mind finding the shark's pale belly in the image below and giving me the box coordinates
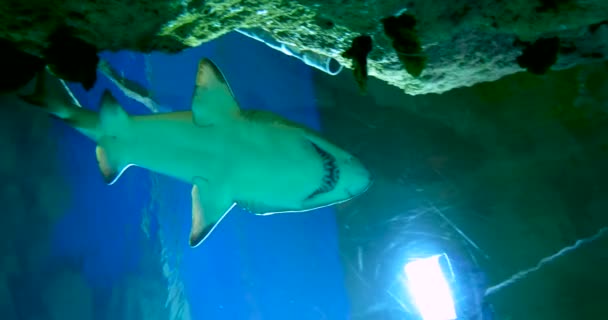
[117,113,325,210]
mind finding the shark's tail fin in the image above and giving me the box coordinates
[19,68,101,141]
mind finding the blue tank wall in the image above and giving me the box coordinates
[49,32,350,319]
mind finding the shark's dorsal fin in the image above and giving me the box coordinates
[191,59,240,126]
[189,177,235,247]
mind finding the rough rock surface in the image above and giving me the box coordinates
[1,0,607,94]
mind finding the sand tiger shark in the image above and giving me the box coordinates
[20,58,373,248]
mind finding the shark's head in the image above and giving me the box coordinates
[300,138,373,210]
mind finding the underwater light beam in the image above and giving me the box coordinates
[427,201,489,260]
[404,254,457,320]
[485,226,608,297]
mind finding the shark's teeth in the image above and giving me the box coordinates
[307,142,340,200]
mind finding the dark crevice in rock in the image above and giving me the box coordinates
[0,38,45,93]
[589,20,608,33]
[44,27,100,90]
[315,15,335,30]
[516,37,560,75]
[381,13,427,78]
[341,35,373,93]
[535,0,576,13]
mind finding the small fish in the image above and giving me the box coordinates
[20,58,373,248]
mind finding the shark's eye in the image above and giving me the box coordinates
[306,142,340,200]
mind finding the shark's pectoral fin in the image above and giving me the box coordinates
[95,145,130,185]
[190,58,240,126]
[189,177,235,248]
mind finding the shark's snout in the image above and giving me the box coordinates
[336,153,373,201]
[360,167,374,190]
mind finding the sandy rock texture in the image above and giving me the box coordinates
[1,0,607,94]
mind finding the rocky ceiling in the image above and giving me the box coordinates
[0,0,607,95]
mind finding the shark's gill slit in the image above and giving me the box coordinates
[307,142,340,200]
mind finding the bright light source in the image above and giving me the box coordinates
[404,254,457,320]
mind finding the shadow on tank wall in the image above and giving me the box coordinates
[314,61,608,319]
[0,94,72,319]
[0,93,173,320]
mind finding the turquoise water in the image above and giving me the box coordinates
[2,30,608,320]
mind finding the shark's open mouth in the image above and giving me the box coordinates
[307,142,340,200]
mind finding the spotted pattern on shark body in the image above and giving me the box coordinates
[307,142,340,199]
